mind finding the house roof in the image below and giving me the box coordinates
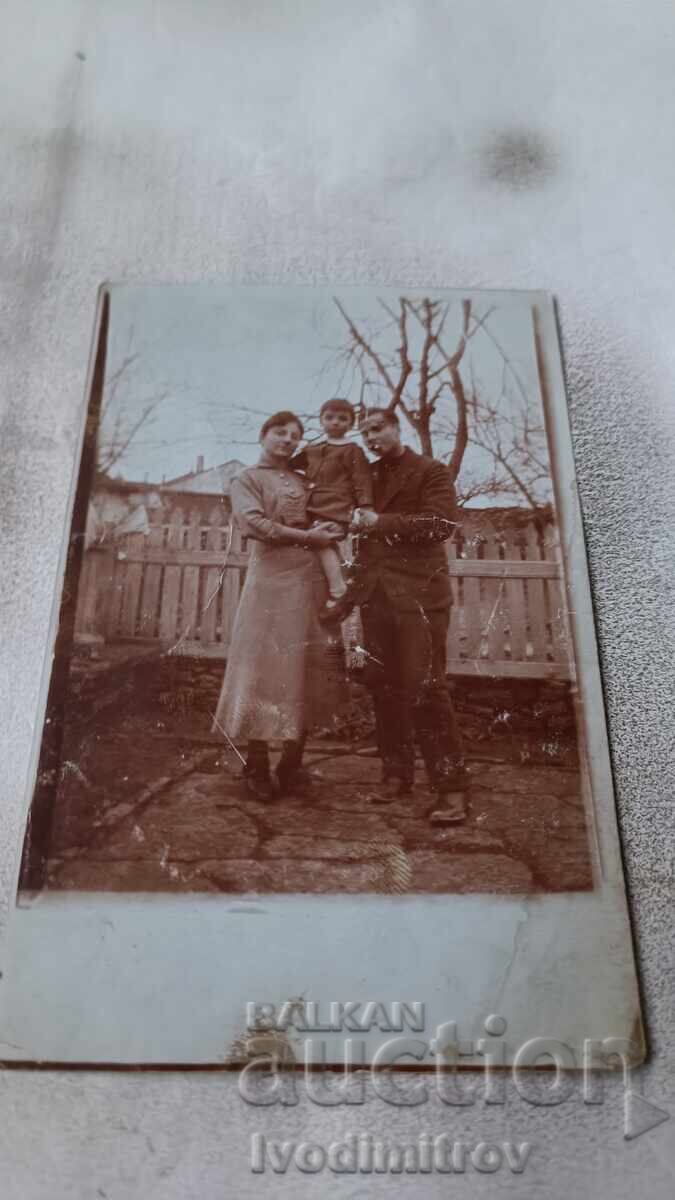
[161,460,246,494]
[93,472,157,494]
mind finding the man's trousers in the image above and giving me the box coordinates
[360,584,464,786]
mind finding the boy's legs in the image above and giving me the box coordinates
[318,544,347,600]
[313,521,357,622]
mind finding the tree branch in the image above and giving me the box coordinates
[333,297,397,395]
[446,362,468,482]
[468,308,530,407]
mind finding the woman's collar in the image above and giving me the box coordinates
[257,452,293,469]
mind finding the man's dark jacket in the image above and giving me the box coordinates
[354,446,457,612]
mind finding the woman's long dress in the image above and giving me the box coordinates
[213,463,345,742]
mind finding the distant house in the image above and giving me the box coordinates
[162,457,246,496]
[85,458,246,546]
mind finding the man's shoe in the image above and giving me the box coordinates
[432,761,471,795]
[318,593,355,624]
[370,778,414,804]
[429,792,469,825]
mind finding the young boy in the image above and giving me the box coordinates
[291,398,374,620]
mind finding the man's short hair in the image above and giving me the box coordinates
[259,410,304,439]
[319,398,356,427]
[358,406,400,429]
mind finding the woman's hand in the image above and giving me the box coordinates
[304,523,343,547]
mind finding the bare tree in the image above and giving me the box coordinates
[97,346,168,478]
[333,296,550,510]
[333,296,471,462]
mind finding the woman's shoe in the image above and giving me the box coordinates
[242,772,276,802]
[275,766,314,796]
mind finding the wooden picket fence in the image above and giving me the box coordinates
[444,509,572,680]
[75,502,573,680]
[82,505,246,657]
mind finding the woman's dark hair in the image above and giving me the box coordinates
[259,410,304,439]
[319,397,356,428]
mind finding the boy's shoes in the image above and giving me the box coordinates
[319,592,355,624]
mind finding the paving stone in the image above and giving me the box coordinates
[95,801,136,824]
[155,780,240,813]
[92,803,259,861]
[404,851,534,893]
[302,755,381,783]
[45,749,591,896]
[197,858,386,894]
[46,858,220,892]
[536,851,594,891]
[256,808,393,840]
[47,849,536,895]
[552,809,590,833]
[392,822,505,853]
[471,790,580,833]
[262,835,395,862]
[470,764,581,798]
[560,792,586,809]
[335,797,418,818]
[468,789,593,890]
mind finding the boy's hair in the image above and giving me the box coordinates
[259,410,304,439]
[319,397,356,428]
[358,406,401,429]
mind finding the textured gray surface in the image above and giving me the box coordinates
[0,0,674,1195]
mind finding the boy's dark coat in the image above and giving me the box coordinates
[291,441,373,525]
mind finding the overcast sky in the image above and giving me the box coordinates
[101,284,551,505]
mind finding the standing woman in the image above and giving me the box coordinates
[213,411,344,799]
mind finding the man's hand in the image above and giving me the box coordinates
[350,507,379,533]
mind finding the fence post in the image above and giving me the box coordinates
[73,543,116,646]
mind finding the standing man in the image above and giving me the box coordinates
[349,408,467,821]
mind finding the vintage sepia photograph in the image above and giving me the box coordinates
[20,284,596,898]
[3,0,669,1185]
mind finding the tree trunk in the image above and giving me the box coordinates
[418,422,434,456]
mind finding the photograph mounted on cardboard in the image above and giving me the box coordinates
[21,284,595,897]
[0,285,642,1067]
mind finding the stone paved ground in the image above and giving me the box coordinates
[46,736,594,895]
